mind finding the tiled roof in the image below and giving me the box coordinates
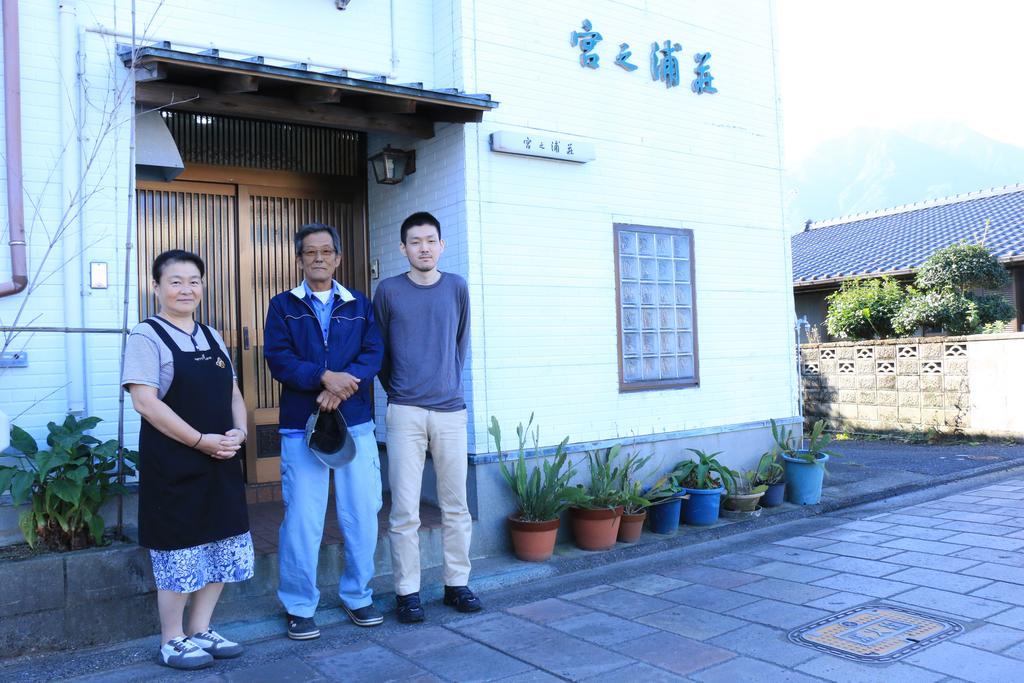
[792,185,1024,285]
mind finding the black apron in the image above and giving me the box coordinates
[137,319,249,551]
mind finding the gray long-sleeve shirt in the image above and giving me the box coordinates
[372,271,470,411]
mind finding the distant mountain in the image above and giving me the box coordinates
[785,124,1024,231]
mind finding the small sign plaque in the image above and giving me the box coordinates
[489,131,595,163]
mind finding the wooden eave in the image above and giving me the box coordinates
[122,45,498,139]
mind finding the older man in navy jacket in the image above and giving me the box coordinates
[264,223,384,640]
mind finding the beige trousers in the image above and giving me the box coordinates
[386,403,472,595]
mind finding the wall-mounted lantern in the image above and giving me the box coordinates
[369,146,416,185]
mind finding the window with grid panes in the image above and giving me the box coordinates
[614,224,699,391]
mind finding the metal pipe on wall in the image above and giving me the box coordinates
[60,0,86,414]
[0,0,27,299]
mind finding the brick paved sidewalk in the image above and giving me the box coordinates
[11,474,1024,682]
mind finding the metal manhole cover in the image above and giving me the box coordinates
[788,604,963,663]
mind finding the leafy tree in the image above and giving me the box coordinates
[914,242,1011,294]
[891,289,979,336]
[824,277,906,340]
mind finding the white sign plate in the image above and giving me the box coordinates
[490,130,595,163]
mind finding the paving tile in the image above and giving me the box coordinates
[734,577,836,605]
[814,541,902,560]
[636,603,747,640]
[578,662,686,682]
[560,585,615,601]
[812,529,899,545]
[963,562,1024,585]
[905,641,1024,683]
[883,567,993,593]
[952,547,1024,567]
[495,671,563,683]
[970,581,1024,607]
[953,623,1024,652]
[447,614,555,652]
[936,520,1023,536]
[938,511,1014,525]
[547,610,659,646]
[568,587,675,618]
[881,525,961,541]
[507,598,594,624]
[691,655,823,683]
[815,556,903,577]
[973,489,1024,500]
[751,545,837,565]
[387,625,472,657]
[613,573,691,595]
[510,632,635,681]
[1004,640,1024,661]
[892,587,1011,619]
[724,598,830,629]
[873,512,949,528]
[881,538,971,555]
[796,655,944,683]
[773,535,843,550]
[989,606,1024,629]
[883,551,981,572]
[659,565,762,589]
[608,631,735,677]
[812,573,915,598]
[414,641,534,682]
[307,642,431,682]
[837,519,895,532]
[804,591,874,611]
[745,560,837,583]
[701,553,769,571]
[706,623,818,667]
[941,533,1024,552]
[660,584,762,611]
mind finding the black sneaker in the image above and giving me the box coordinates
[443,585,483,613]
[286,614,320,640]
[343,601,384,627]
[395,592,425,623]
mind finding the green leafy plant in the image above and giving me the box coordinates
[616,448,653,514]
[572,445,650,511]
[0,415,138,550]
[789,419,840,467]
[753,449,785,487]
[914,241,1011,293]
[770,419,798,457]
[491,415,583,522]
[671,449,735,491]
[726,470,768,496]
[891,288,979,336]
[824,277,907,340]
[643,472,684,504]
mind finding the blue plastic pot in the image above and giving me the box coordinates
[761,482,786,508]
[783,451,829,505]
[647,498,682,534]
[683,486,724,526]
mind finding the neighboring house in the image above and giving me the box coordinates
[0,1,796,553]
[792,185,1024,341]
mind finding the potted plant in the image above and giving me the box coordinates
[492,415,579,562]
[754,448,786,507]
[723,470,767,512]
[0,415,138,550]
[568,446,632,551]
[615,449,652,543]
[643,473,687,534]
[772,419,838,505]
[673,448,734,526]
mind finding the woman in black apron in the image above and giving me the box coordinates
[123,250,252,671]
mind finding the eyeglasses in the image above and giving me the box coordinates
[301,249,338,260]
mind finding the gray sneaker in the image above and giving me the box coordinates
[190,629,243,658]
[158,636,214,670]
[343,602,384,627]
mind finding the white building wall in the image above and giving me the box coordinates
[457,0,796,456]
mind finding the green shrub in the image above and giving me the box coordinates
[824,277,906,340]
[915,242,1011,293]
[972,293,1015,331]
[891,289,978,336]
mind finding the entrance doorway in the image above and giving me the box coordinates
[136,115,367,483]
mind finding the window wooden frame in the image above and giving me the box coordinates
[614,223,700,392]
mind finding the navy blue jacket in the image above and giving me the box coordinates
[263,283,383,429]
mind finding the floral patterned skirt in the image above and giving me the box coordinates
[149,531,255,593]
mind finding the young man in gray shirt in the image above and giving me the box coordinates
[373,211,480,623]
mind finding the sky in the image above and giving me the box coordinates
[776,0,1024,166]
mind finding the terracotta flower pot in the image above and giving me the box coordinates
[569,506,623,551]
[617,510,647,543]
[507,515,560,562]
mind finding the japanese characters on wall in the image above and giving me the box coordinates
[489,130,596,163]
[570,18,717,94]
